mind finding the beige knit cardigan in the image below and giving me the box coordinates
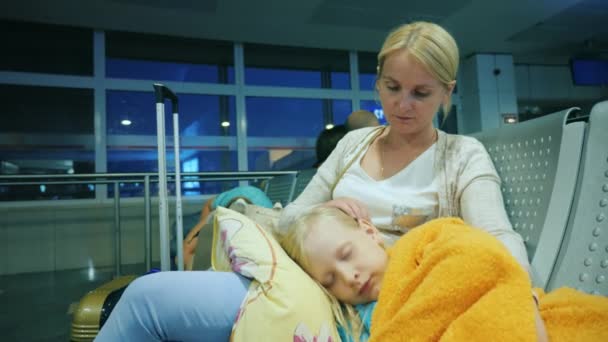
[279,126,531,273]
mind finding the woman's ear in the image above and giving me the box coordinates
[444,81,456,99]
[357,218,383,246]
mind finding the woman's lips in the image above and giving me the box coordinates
[394,116,414,122]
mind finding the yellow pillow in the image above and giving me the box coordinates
[212,207,339,342]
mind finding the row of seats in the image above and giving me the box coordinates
[261,100,608,295]
[262,168,316,207]
[473,100,607,295]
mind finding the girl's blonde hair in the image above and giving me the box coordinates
[280,207,363,342]
[377,21,459,120]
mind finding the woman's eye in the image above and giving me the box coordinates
[385,84,399,92]
[414,90,430,98]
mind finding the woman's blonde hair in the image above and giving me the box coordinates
[377,21,459,120]
[280,207,364,342]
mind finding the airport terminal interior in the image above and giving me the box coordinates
[1,0,607,341]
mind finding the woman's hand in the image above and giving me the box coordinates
[321,197,370,221]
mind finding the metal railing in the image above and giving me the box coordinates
[0,171,296,276]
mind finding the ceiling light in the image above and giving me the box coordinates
[221,121,230,127]
[121,119,132,126]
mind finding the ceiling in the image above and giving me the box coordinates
[1,0,607,65]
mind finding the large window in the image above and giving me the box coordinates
[359,52,378,91]
[244,43,350,89]
[246,97,351,171]
[1,20,393,200]
[106,90,237,197]
[106,31,234,83]
[106,91,236,136]
[0,85,94,201]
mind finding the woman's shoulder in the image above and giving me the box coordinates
[440,131,487,155]
[337,126,383,151]
[343,126,381,141]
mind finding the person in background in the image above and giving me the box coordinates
[345,109,380,132]
[314,124,347,168]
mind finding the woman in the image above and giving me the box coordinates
[96,21,532,341]
[279,21,530,274]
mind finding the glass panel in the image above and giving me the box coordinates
[332,100,354,127]
[358,52,378,91]
[244,43,350,89]
[107,90,237,197]
[0,151,95,201]
[0,85,94,201]
[246,97,351,137]
[107,149,238,198]
[246,97,349,171]
[106,31,234,83]
[107,91,236,136]
[107,59,234,83]
[248,149,315,172]
[0,20,93,75]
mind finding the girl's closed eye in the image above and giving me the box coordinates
[340,244,352,260]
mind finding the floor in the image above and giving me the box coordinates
[0,264,150,342]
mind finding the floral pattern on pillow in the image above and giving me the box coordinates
[219,218,258,278]
[218,217,273,281]
[213,208,339,342]
[293,322,334,342]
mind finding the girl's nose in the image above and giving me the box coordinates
[338,264,360,286]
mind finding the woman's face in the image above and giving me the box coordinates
[302,217,388,305]
[377,49,453,136]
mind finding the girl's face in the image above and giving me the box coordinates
[302,217,388,305]
[377,50,454,137]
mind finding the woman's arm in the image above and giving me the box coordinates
[460,179,532,275]
[278,129,368,233]
[455,138,532,276]
[534,298,549,342]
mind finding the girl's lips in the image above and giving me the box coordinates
[359,278,372,295]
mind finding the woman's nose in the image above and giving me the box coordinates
[398,93,414,111]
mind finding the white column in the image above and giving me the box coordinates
[460,54,518,134]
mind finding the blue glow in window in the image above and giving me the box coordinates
[107,58,235,83]
[359,73,376,90]
[107,91,236,136]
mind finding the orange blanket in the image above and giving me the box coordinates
[370,218,608,342]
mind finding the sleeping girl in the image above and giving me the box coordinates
[280,206,608,342]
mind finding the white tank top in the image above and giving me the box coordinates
[333,143,439,246]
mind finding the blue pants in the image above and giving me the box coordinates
[95,271,250,341]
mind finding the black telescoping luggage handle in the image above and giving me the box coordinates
[154,83,179,113]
